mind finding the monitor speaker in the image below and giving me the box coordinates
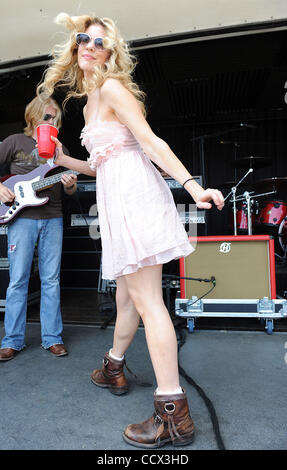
[180,235,276,300]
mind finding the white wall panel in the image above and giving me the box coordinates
[1,0,287,64]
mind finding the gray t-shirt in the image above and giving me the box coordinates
[0,133,70,219]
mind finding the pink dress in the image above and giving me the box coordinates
[81,117,194,280]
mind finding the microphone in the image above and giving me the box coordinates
[239,123,257,129]
[211,276,216,286]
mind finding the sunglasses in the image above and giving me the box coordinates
[75,33,106,50]
[43,113,56,123]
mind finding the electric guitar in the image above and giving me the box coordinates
[0,161,80,225]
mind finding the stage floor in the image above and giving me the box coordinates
[0,322,286,451]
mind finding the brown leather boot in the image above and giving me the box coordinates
[91,351,129,395]
[0,348,18,361]
[123,389,195,448]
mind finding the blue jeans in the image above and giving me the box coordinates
[1,218,64,350]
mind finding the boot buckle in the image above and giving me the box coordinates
[154,414,163,425]
[164,403,176,414]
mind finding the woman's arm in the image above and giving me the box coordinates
[52,104,96,177]
[101,79,224,210]
[51,141,97,178]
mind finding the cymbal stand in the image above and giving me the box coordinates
[275,246,287,264]
[244,191,252,235]
[224,168,253,203]
[234,190,276,203]
[231,186,238,236]
[224,168,253,236]
[190,125,251,236]
[230,190,254,236]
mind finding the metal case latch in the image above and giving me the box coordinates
[257,297,275,315]
[279,301,287,317]
[187,296,203,314]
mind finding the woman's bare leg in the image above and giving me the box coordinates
[124,264,181,393]
[110,275,140,358]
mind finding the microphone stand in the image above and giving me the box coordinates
[224,168,254,203]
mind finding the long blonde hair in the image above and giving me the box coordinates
[24,96,62,136]
[37,13,146,114]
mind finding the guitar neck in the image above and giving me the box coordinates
[32,170,80,191]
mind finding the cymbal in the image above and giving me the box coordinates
[232,156,272,168]
[252,177,287,190]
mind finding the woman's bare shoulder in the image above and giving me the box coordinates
[101,78,126,96]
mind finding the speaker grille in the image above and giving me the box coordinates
[183,238,272,299]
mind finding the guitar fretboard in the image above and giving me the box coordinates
[32,170,80,191]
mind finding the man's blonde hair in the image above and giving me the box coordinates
[24,96,62,136]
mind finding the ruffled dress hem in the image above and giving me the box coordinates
[102,240,194,280]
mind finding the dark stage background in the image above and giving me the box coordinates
[1,27,287,329]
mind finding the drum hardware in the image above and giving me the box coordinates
[224,168,253,203]
[228,199,260,234]
[224,168,253,236]
[275,249,287,264]
[232,156,272,169]
[228,189,276,236]
[230,191,255,235]
[191,123,254,235]
[249,181,287,263]
[255,200,287,227]
[252,177,287,195]
[275,248,287,264]
[232,156,272,187]
[246,192,252,236]
[252,180,287,258]
[190,124,252,187]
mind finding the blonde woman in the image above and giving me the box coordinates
[38,13,224,448]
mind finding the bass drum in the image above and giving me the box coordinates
[256,200,287,228]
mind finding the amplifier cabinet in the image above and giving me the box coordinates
[180,235,276,300]
[176,235,287,334]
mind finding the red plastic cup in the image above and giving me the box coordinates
[36,124,58,158]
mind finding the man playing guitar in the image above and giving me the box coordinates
[0,95,77,360]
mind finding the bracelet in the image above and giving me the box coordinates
[182,177,195,188]
[66,184,75,190]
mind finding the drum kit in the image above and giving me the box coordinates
[223,156,287,262]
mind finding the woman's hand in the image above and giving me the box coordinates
[49,136,96,178]
[195,188,225,211]
[51,136,68,166]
